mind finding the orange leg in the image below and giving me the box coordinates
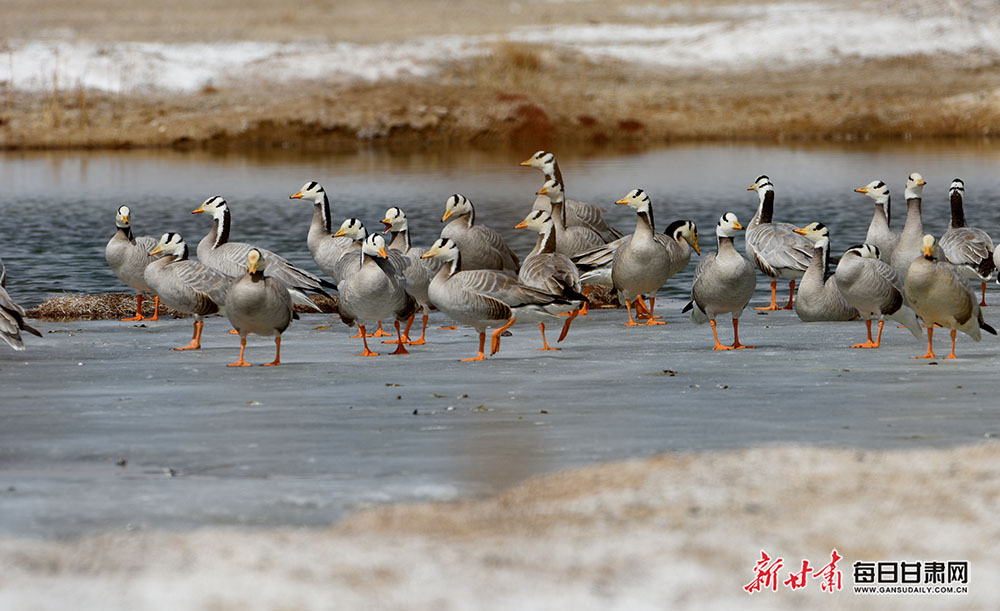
[408,313,429,346]
[460,332,488,362]
[383,313,414,344]
[260,336,282,366]
[980,281,988,307]
[557,308,579,343]
[709,319,731,350]
[537,323,560,351]
[439,325,458,330]
[754,281,780,311]
[624,298,640,326]
[644,295,665,325]
[913,325,936,359]
[121,293,145,321]
[370,321,392,337]
[490,317,516,355]
[146,296,161,321]
[946,328,959,359]
[781,280,796,310]
[730,316,755,349]
[389,320,410,355]
[579,287,590,316]
[851,319,885,349]
[227,335,251,367]
[173,319,204,351]
[356,325,379,357]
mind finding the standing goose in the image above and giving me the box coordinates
[791,222,858,322]
[904,234,996,359]
[745,175,812,310]
[854,180,898,261]
[535,180,605,257]
[145,233,234,351]
[330,218,368,285]
[514,210,587,350]
[105,204,161,321]
[440,194,520,273]
[834,244,922,348]
[889,173,927,281]
[938,179,995,306]
[422,238,573,361]
[382,207,442,345]
[288,181,356,284]
[337,234,417,357]
[225,249,296,367]
[683,213,756,350]
[0,258,42,351]
[610,189,676,326]
[191,196,336,309]
[520,150,622,241]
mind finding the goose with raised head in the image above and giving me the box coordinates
[904,234,996,360]
[225,248,296,367]
[535,179,605,256]
[144,233,234,351]
[337,234,418,357]
[440,194,520,273]
[745,175,812,310]
[854,179,898,261]
[684,213,756,350]
[834,244,922,349]
[382,206,441,346]
[791,222,858,322]
[938,179,995,306]
[422,238,573,361]
[288,181,356,284]
[105,204,161,321]
[191,196,336,310]
[0,258,41,351]
[514,210,587,350]
[520,150,622,241]
[889,173,927,280]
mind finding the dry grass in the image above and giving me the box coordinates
[27,293,339,321]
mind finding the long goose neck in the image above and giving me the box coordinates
[446,252,462,278]
[635,206,654,237]
[388,228,411,251]
[717,235,737,255]
[118,226,134,242]
[808,244,826,274]
[544,161,566,188]
[212,208,231,249]
[311,194,332,236]
[179,243,190,261]
[757,190,775,225]
[949,191,967,228]
[538,225,557,254]
[902,197,923,234]
[550,197,568,228]
[871,198,890,230]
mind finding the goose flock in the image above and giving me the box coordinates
[3,152,998,363]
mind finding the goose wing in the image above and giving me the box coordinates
[940,227,995,278]
[746,223,812,277]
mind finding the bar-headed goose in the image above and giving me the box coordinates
[683,213,756,350]
[904,234,996,359]
[422,238,573,361]
[889,173,927,280]
[105,205,160,321]
[338,234,417,357]
[791,222,858,322]
[535,179,605,257]
[745,176,812,310]
[610,188,675,325]
[854,179,898,261]
[289,181,356,284]
[520,150,622,241]
[0,258,41,351]
[382,207,442,345]
[938,179,995,306]
[145,233,234,351]
[514,210,587,350]
[834,244,922,348]
[440,194,520,273]
[225,249,296,367]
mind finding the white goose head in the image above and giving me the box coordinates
[421,237,460,263]
[333,217,367,241]
[747,175,774,203]
[536,178,564,202]
[115,205,133,229]
[921,234,941,260]
[949,178,965,196]
[381,207,408,233]
[514,209,553,234]
[289,181,326,204]
[520,150,555,172]
[793,221,829,243]
[665,220,701,254]
[716,212,744,238]
[442,194,474,223]
[615,188,652,212]
[362,233,388,259]
[149,232,187,257]
[904,172,926,199]
[855,180,889,203]
[246,248,266,274]
[844,243,881,260]
[192,195,228,217]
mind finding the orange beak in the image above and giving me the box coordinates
[537,187,549,195]
[793,228,807,235]
[378,247,388,258]
[289,191,303,200]
[918,179,927,186]
[691,241,701,255]
[733,221,744,230]
[855,187,868,194]
[615,197,629,205]
[514,221,528,229]
[519,159,532,167]
[441,211,453,222]
[191,207,204,214]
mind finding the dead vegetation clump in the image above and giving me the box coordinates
[27,293,339,321]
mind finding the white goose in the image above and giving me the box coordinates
[834,244,922,349]
[854,179,898,261]
[938,179,995,306]
[684,213,756,350]
[904,234,996,360]
[225,249,296,367]
[0,258,41,351]
[745,175,812,310]
[791,222,858,322]
[889,173,927,281]
[422,238,573,361]
[440,194,520,273]
[288,181,356,284]
[145,233,233,351]
[382,207,442,345]
[105,205,160,321]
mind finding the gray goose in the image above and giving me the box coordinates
[191,196,336,309]
[535,179,605,257]
[520,150,622,241]
[889,173,927,281]
[938,179,995,306]
[382,206,442,345]
[422,238,573,361]
[105,204,160,321]
[683,213,756,350]
[0,258,41,351]
[440,194,520,273]
[904,234,996,360]
[745,176,812,310]
[834,244,922,349]
[145,233,234,351]
[288,181,356,284]
[337,234,418,357]
[514,209,587,350]
[225,249,296,367]
[610,189,674,326]
[791,223,858,322]
[854,179,898,261]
